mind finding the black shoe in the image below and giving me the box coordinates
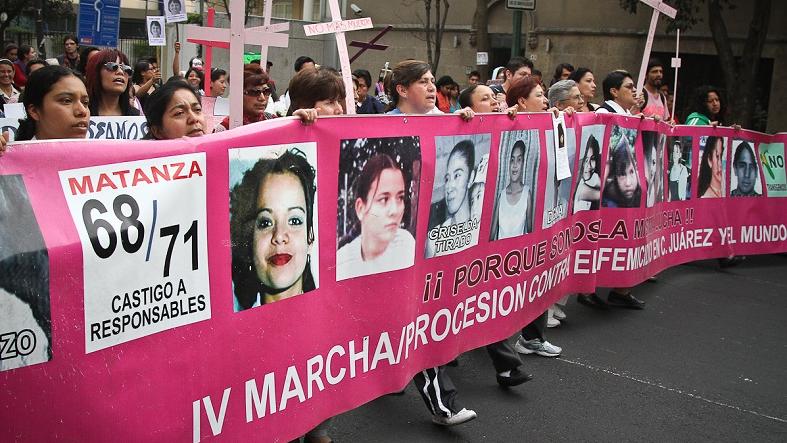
[496,368,534,387]
[577,293,607,309]
[607,291,645,309]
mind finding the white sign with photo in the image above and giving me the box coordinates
[147,16,166,46]
[164,0,187,23]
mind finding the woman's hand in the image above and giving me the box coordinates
[506,106,517,120]
[0,131,9,157]
[455,107,475,121]
[562,106,576,116]
[293,108,318,125]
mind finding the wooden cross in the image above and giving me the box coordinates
[635,0,677,93]
[349,25,392,63]
[185,0,290,128]
[670,28,681,121]
[303,0,374,115]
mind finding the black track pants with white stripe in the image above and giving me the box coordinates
[412,365,461,417]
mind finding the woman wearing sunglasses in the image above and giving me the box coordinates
[215,64,275,131]
[84,49,140,117]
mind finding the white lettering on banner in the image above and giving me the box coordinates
[303,17,373,36]
[0,117,148,142]
[58,153,211,353]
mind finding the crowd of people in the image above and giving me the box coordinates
[0,35,747,441]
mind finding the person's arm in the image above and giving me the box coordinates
[135,69,161,97]
[575,178,601,203]
[172,42,181,77]
[0,131,8,157]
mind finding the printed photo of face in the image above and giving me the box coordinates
[150,21,162,38]
[168,0,182,15]
[356,167,406,247]
[731,141,760,197]
[444,148,471,219]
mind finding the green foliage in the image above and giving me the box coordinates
[187,13,203,25]
[618,0,735,33]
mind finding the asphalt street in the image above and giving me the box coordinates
[329,255,787,442]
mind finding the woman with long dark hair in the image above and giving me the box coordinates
[15,65,89,141]
[84,49,139,116]
[685,85,726,126]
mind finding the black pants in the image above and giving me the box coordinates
[412,366,462,417]
[485,340,522,373]
[521,311,548,341]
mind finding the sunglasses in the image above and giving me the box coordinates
[103,62,133,76]
[244,87,272,97]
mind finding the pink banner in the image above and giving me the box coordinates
[1,113,786,441]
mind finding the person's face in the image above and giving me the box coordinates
[706,91,721,116]
[496,70,506,80]
[28,75,90,140]
[468,74,480,86]
[559,85,584,111]
[151,23,162,37]
[708,139,723,184]
[509,146,524,183]
[469,183,484,220]
[357,168,406,247]
[400,70,436,113]
[519,85,548,112]
[560,68,572,80]
[22,49,36,63]
[470,85,500,113]
[647,146,658,184]
[64,39,78,55]
[646,66,663,88]
[444,152,471,216]
[186,71,201,88]
[356,77,369,101]
[734,148,756,194]
[243,83,271,116]
[616,158,639,200]
[101,58,130,95]
[153,89,205,139]
[613,76,636,109]
[169,0,181,14]
[252,172,310,297]
[507,66,531,84]
[211,74,227,96]
[582,147,596,180]
[5,48,17,61]
[0,64,14,86]
[577,72,596,99]
[314,97,344,116]
[141,65,155,82]
[672,144,682,164]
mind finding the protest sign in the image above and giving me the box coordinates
[1,113,786,441]
[165,0,187,23]
[147,16,166,46]
[0,116,148,142]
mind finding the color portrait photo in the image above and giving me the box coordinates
[490,130,539,240]
[228,143,319,312]
[642,130,666,208]
[602,125,641,208]
[698,135,727,199]
[425,134,491,258]
[730,139,762,197]
[336,136,421,281]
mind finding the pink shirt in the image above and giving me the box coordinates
[641,88,669,120]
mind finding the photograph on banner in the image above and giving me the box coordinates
[729,140,762,197]
[425,134,491,258]
[697,135,727,199]
[543,126,576,228]
[147,16,166,46]
[602,125,641,208]
[758,142,787,197]
[336,136,421,281]
[165,0,187,23]
[58,153,211,353]
[642,131,666,207]
[667,136,692,202]
[490,129,539,240]
[228,143,319,311]
[572,125,604,213]
[0,175,51,372]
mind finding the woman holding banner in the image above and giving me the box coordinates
[85,49,140,117]
[381,59,477,427]
[144,79,206,140]
[15,65,89,141]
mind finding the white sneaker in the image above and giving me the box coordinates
[552,304,567,321]
[514,337,562,357]
[432,408,478,426]
[547,313,561,328]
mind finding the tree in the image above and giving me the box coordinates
[472,0,490,80]
[0,0,73,44]
[620,0,772,129]
[404,0,450,74]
